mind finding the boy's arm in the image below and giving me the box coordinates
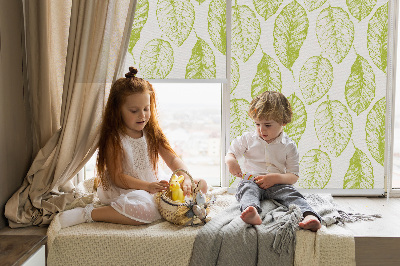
[225,133,250,177]
[255,141,300,188]
[268,173,299,184]
[225,153,243,177]
[254,172,298,189]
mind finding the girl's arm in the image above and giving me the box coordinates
[158,145,193,195]
[159,146,188,171]
[105,141,168,193]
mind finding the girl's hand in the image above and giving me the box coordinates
[254,174,278,189]
[146,180,169,194]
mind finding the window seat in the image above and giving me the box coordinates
[2,196,399,265]
[43,190,369,266]
[333,197,400,266]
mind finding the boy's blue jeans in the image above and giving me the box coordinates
[236,180,321,221]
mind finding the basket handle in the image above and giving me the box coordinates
[170,169,196,195]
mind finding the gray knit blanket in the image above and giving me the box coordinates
[189,193,381,266]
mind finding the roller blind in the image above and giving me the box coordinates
[126,0,226,79]
[127,0,395,194]
[229,0,391,195]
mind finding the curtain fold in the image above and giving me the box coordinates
[23,0,71,156]
[5,0,137,228]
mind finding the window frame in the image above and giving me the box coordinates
[388,0,400,197]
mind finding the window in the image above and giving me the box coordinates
[155,83,222,187]
[80,83,222,187]
[84,150,98,181]
[78,1,397,195]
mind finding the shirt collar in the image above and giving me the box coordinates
[253,130,287,144]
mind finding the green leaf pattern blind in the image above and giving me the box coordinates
[229,0,388,191]
[127,0,226,79]
[127,0,389,191]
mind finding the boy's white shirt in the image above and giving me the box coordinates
[227,131,299,176]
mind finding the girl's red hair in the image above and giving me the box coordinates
[96,67,175,189]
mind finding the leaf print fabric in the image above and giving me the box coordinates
[299,55,333,105]
[368,2,388,73]
[156,0,195,47]
[127,0,389,191]
[347,0,377,21]
[274,0,309,71]
[314,99,353,157]
[232,5,261,63]
[299,149,331,189]
[208,0,226,55]
[285,93,307,146]
[228,0,388,190]
[185,38,216,79]
[139,39,174,78]
[128,0,226,79]
[343,147,374,189]
[251,53,282,98]
[316,6,354,64]
[345,54,376,116]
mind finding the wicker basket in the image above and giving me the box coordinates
[155,169,210,226]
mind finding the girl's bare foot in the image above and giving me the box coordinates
[240,206,262,225]
[299,214,321,232]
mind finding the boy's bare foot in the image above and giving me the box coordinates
[240,206,262,225]
[299,214,321,232]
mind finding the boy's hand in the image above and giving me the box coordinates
[146,180,169,194]
[227,161,243,177]
[182,177,192,196]
[254,174,279,189]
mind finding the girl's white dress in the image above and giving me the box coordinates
[97,133,163,223]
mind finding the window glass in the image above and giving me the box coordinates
[84,150,97,181]
[82,83,222,187]
[155,83,222,187]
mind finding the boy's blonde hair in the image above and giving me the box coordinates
[248,91,292,125]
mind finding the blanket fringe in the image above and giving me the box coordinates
[272,205,303,254]
[337,210,382,224]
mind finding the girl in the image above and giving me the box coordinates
[59,67,207,228]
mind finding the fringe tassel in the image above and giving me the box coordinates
[272,205,303,254]
[337,210,382,223]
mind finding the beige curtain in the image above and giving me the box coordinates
[24,0,70,156]
[5,0,137,228]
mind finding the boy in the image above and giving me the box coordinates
[225,91,321,231]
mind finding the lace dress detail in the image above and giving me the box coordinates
[97,133,162,223]
[120,134,156,183]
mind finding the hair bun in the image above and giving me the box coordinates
[125,67,138,78]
